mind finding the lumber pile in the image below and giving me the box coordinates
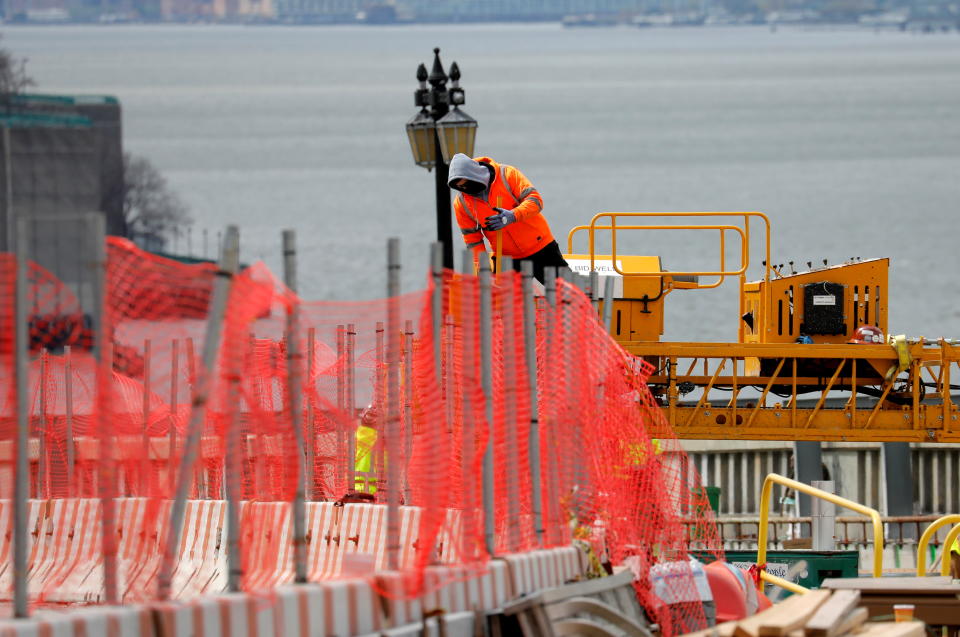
[683,589,924,637]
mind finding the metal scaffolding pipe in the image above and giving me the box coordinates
[460,249,478,560]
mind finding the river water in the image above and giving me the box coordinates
[6,24,960,340]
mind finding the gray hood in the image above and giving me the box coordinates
[447,154,490,190]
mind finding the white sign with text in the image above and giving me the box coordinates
[566,258,624,297]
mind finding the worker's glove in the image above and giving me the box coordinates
[484,208,516,231]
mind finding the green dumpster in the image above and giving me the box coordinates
[693,486,721,515]
[723,549,859,594]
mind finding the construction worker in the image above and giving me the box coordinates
[952,536,960,580]
[354,405,380,495]
[448,153,569,284]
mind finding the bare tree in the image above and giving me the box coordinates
[123,153,193,252]
[0,36,33,97]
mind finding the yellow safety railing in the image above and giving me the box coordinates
[758,473,884,592]
[915,514,960,576]
[565,211,772,281]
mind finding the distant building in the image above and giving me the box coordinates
[0,94,125,312]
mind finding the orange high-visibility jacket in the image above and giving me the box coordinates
[453,157,553,259]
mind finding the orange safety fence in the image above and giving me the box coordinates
[0,239,722,635]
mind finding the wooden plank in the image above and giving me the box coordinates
[804,590,861,637]
[846,622,924,637]
[758,590,832,637]
[832,608,867,637]
[734,589,832,637]
[821,576,953,592]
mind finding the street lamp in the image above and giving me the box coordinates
[405,48,478,270]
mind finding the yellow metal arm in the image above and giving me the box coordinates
[940,524,960,576]
[915,514,960,576]
[758,473,884,585]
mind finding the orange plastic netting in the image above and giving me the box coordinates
[0,239,722,634]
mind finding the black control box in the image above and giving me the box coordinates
[801,282,845,335]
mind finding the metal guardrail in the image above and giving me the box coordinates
[686,514,941,548]
[758,473,884,594]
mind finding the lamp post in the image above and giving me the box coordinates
[406,48,477,270]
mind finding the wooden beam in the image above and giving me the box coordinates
[845,622,924,637]
[831,608,867,637]
[734,589,831,637]
[803,590,861,637]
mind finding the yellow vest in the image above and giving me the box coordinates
[355,425,378,493]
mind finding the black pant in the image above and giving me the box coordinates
[494,240,571,285]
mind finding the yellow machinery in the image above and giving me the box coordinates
[566,212,960,442]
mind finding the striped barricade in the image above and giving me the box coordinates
[150,578,383,637]
[117,498,171,603]
[29,498,103,603]
[240,501,292,590]
[304,502,340,581]
[370,506,420,571]
[500,546,587,598]
[169,499,227,600]
[0,499,42,600]
[337,503,384,576]
[0,604,154,637]
[375,560,511,628]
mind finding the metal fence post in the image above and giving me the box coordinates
[345,322,356,486]
[459,249,478,559]
[282,229,308,584]
[158,226,239,601]
[85,212,119,605]
[306,327,317,499]
[336,324,346,492]
[224,334,244,592]
[431,243,443,395]
[478,255,496,556]
[521,261,544,545]
[65,345,75,494]
[12,216,29,617]
[141,339,152,495]
[386,238,401,570]
[403,319,414,505]
[168,339,179,492]
[542,267,560,544]
[499,257,521,551]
